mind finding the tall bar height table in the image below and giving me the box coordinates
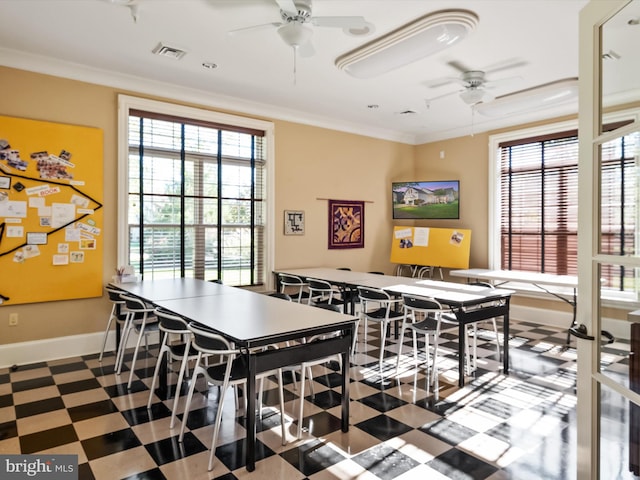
[153,291,356,472]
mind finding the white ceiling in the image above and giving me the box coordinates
[0,0,637,144]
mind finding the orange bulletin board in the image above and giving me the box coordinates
[0,115,103,305]
[390,226,471,269]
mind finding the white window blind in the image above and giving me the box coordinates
[499,126,638,294]
[127,109,266,286]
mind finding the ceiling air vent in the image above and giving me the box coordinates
[152,43,187,60]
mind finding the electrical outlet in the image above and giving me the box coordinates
[9,313,18,326]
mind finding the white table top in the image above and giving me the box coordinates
[449,268,578,288]
[155,293,356,345]
[275,268,514,307]
[110,277,251,302]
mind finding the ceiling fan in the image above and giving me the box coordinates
[424,59,526,107]
[228,0,371,57]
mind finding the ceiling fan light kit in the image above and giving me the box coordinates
[474,78,579,117]
[335,9,478,79]
[277,22,313,47]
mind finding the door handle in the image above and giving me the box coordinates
[569,324,615,344]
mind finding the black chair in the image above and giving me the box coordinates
[277,273,310,303]
[357,286,404,376]
[268,292,293,301]
[395,294,458,384]
[178,322,286,471]
[466,282,501,370]
[99,286,127,363]
[146,308,199,428]
[307,278,344,311]
[115,294,160,389]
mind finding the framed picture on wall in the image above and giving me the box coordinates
[284,210,305,235]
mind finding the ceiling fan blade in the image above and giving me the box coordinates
[228,22,282,35]
[311,16,367,29]
[274,0,298,15]
[425,89,462,106]
[424,76,465,89]
[447,60,472,74]
[481,57,528,75]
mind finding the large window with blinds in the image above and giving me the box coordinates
[120,100,270,287]
[497,123,639,297]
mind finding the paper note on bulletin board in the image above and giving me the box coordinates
[390,226,471,269]
[0,115,103,305]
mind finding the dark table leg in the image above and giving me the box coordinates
[458,319,466,387]
[503,309,510,374]
[246,352,257,472]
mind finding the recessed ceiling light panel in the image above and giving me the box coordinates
[335,9,478,79]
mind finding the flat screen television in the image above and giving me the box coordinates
[392,180,460,219]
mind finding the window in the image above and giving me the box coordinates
[490,113,639,300]
[117,96,274,287]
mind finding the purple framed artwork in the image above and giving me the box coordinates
[328,199,364,249]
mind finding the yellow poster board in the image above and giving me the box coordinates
[390,226,471,269]
[0,115,103,305]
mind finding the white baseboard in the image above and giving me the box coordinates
[1,306,629,369]
[510,304,630,342]
[0,331,157,370]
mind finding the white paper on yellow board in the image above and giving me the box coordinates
[23,244,40,258]
[27,232,47,245]
[25,184,51,196]
[0,200,27,218]
[6,226,23,237]
[394,228,413,239]
[70,194,90,208]
[78,222,101,236]
[52,254,69,265]
[29,197,45,208]
[450,231,464,246]
[414,228,430,247]
[4,218,21,224]
[65,226,81,242]
[79,238,96,250]
[70,251,85,263]
[77,208,94,215]
[51,203,76,228]
[38,206,52,217]
[58,243,69,254]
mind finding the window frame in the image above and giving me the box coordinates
[117,95,275,289]
[488,107,640,306]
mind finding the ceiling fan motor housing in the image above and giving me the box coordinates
[462,70,486,87]
[281,0,312,23]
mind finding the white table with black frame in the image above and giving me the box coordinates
[449,268,578,346]
[274,268,514,387]
[147,287,357,472]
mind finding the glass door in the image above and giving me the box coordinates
[577,1,640,478]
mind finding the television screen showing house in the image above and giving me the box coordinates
[392,181,460,219]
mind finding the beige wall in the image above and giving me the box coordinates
[273,121,414,273]
[413,132,491,269]
[0,66,633,348]
[0,66,413,346]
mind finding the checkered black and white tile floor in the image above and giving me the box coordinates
[0,319,629,479]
